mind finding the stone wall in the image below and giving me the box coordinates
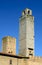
[28,56,42,65]
[0,55,42,65]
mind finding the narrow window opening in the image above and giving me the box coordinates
[28,48,33,56]
[29,54,33,56]
[28,11,30,14]
[28,48,33,50]
[10,59,12,64]
[8,51,13,54]
[8,51,10,53]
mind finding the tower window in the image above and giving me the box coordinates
[28,48,33,50]
[28,48,33,56]
[29,54,33,56]
[8,51,13,53]
[8,51,10,53]
[28,11,30,14]
[10,59,12,64]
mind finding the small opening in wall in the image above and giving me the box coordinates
[8,51,13,53]
[28,48,33,50]
[28,11,30,14]
[8,52,10,53]
[10,59,12,64]
[29,54,33,56]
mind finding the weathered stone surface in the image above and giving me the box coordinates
[2,36,16,55]
[19,8,34,57]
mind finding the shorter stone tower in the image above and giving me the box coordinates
[2,36,16,55]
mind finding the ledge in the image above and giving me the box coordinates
[0,52,29,59]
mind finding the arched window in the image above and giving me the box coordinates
[28,11,30,14]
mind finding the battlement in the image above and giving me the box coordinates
[29,56,42,62]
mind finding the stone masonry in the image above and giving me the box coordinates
[19,8,34,57]
[2,36,16,55]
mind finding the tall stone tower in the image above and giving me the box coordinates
[2,36,16,55]
[19,8,34,57]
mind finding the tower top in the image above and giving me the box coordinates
[22,8,32,16]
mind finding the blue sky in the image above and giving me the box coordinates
[0,0,42,56]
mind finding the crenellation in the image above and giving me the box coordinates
[29,56,42,62]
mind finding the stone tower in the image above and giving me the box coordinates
[2,36,16,55]
[19,8,34,57]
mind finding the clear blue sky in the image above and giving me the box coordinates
[0,0,42,56]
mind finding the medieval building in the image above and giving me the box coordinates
[0,8,42,65]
